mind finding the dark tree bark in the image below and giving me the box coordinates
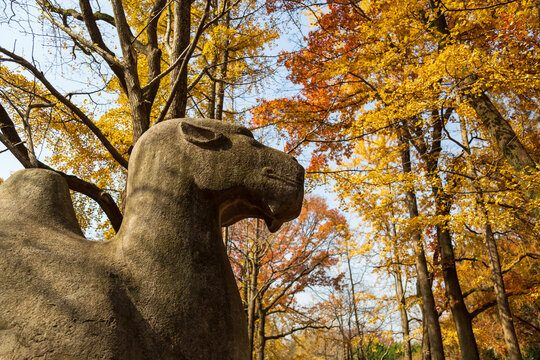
[422,4,520,355]
[393,263,412,360]
[483,222,523,360]
[110,0,150,144]
[347,254,363,350]
[403,108,479,360]
[204,0,230,121]
[421,111,480,360]
[399,134,445,360]
[429,0,537,187]
[460,119,523,360]
[246,260,258,360]
[0,103,31,167]
[256,297,266,360]
[436,223,479,360]
[167,0,192,119]
[422,309,432,360]
[246,220,262,360]
[459,75,536,174]
[206,66,217,119]
[215,3,231,121]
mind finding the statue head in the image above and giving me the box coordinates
[128,118,304,232]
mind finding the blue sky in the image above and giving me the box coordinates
[0,149,23,179]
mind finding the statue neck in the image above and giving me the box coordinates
[109,181,245,352]
[115,182,221,263]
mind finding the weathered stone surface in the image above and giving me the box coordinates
[0,118,304,359]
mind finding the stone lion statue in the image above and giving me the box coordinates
[0,118,304,359]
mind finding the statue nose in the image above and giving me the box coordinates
[262,167,274,176]
[262,165,304,188]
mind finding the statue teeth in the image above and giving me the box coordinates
[266,200,281,215]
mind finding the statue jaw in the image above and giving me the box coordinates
[219,195,297,233]
[123,117,305,235]
[264,214,285,234]
[260,186,304,233]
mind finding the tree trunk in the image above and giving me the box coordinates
[204,0,218,119]
[205,45,217,119]
[246,220,263,360]
[399,136,445,360]
[247,245,259,359]
[436,225,479,360]
[422,5,513,357]
[415,239,445,360]
[20,109,38,167]
[388,220,412,360]
[460,75,536,173]
[127,88,150,144]
[109,0,150,144]
[429,127,479,359]
[430,1,536,173]
[167,0,191,119]
[483,222,523,360]
[215,3,230,121]
[256,297,265,360]
[346,255,362,342]
[417,108,479,360]
[393,264,412,360]
[461,118,523,360]
[206,73,217,119]
[421,309,432,360]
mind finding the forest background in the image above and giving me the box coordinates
[0,0,539,359]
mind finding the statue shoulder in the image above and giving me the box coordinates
[0,169,83,236]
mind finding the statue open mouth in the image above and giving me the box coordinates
[218,193,300,233]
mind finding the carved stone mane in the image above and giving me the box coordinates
[0,118,304,359]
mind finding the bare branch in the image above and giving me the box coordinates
[155,0,212,123]
[470,288,531,319]
[145,0,225,96]
[37,1,125,79]
[0,101,33,167]
[440,0,518,12]
[0,46,129,168]
[265,323,332,341]
[515,315,540,332]
[41,0,115,25]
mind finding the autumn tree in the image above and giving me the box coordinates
[227,196,347,360]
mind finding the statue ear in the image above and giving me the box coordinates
[180,121,224,146]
